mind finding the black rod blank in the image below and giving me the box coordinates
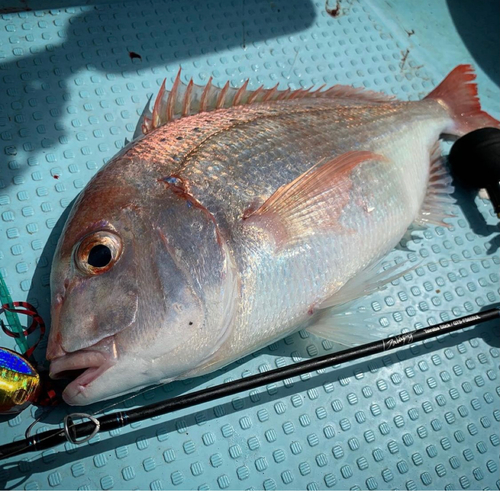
[0,307,498,460]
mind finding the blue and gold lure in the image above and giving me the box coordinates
[0,298,48,413]
[0,348,40,414]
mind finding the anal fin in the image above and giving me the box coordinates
[414,142,456,228]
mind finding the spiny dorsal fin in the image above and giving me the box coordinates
[141,69,396,135]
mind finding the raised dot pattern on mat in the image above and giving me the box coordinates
[0,0,499,490]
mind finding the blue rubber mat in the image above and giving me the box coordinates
[0,0,499,490]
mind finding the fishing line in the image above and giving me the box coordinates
[0,274,29,354]
[0,306,497,460]
[0,302,46,360]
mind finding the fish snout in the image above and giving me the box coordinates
[49,349,108,380]
[48,336,118,398]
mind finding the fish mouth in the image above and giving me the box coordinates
[49,350,113,397]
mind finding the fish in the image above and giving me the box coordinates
[46,65,500,405]
[0,348,40,414]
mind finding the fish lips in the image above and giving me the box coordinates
[49,348,115,404]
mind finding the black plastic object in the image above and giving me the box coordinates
[0,306,498,459]
[449,127,500,218]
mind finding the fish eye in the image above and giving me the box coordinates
[88,244,112,268]
[75,231,122,275]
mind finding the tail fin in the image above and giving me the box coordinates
[425,64,500,137]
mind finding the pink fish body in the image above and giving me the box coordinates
[47,66,499,405]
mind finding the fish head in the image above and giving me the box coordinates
[47,164,237,405]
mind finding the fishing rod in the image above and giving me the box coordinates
[0,306,498,460]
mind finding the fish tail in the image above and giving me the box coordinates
[425,64,500,137]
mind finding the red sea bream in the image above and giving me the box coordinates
[46,65,500,405]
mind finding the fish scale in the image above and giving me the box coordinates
[179,100,406,223]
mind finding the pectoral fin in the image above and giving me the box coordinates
[243,151,388,247]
